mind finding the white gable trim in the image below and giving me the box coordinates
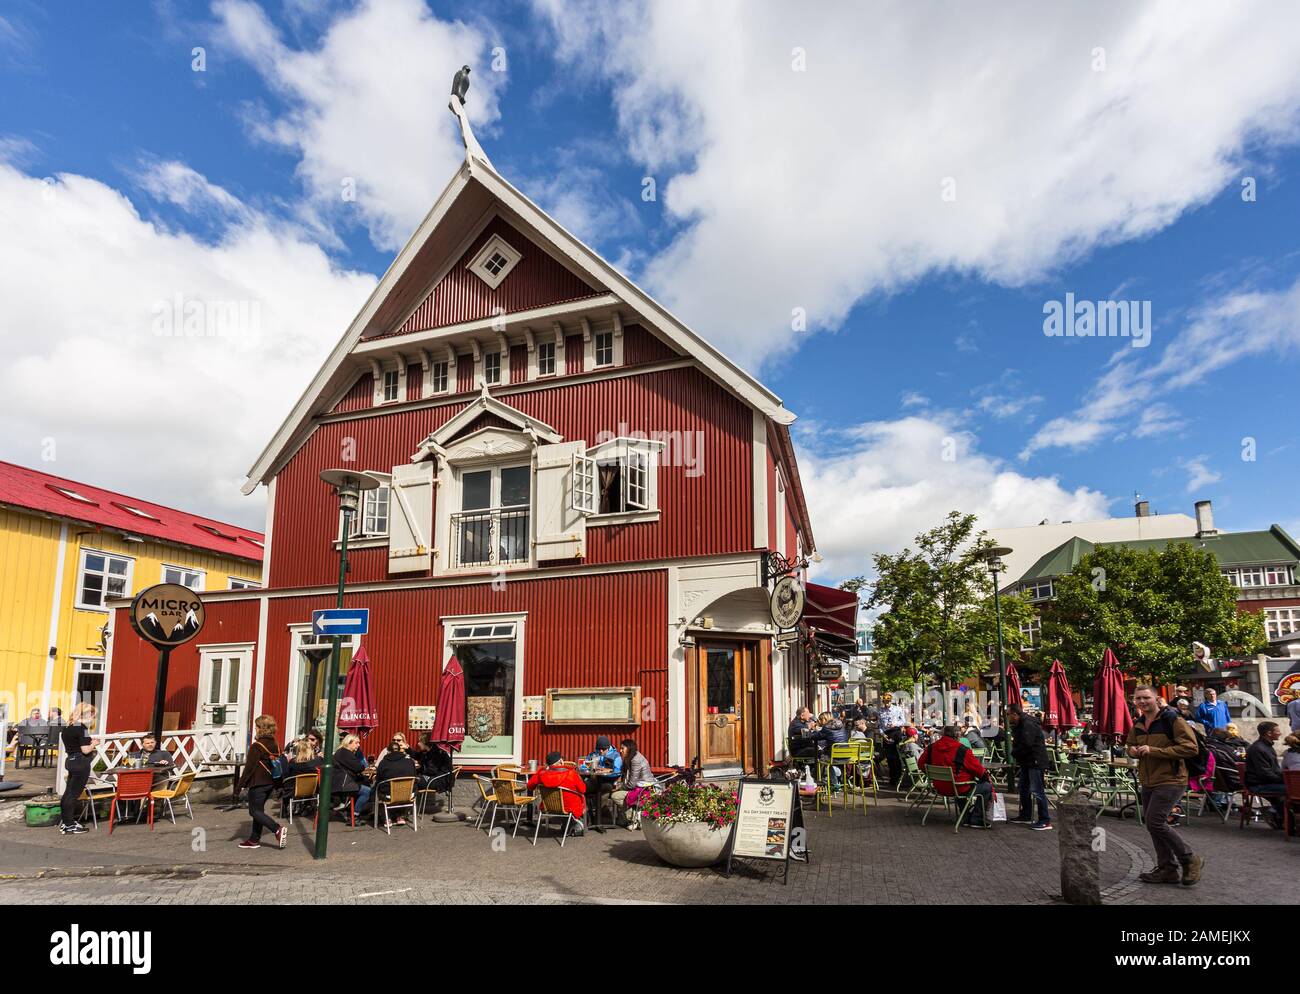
[411,386,562,463]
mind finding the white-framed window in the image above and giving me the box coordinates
[580,437,660,517]
[443,612,526,763]
[430,360,449,394]
[594,331,614,367]
[352,481,391,538]
[1019,615,1042,647]
[1265,608,1300,640]
[227,577,261,590]
[466,234,522,289]
[537,340,556,376]
[77,550,133,610]
[1021,579,1054,601]
[382,368,400,402]
[452,462,531,568]
[484,351,502,385]
[1265,564,1293,586]
[162,564,205,590]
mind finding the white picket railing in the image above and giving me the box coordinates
[55,727,243,794]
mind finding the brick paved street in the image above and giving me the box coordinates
[2,786,1293,905]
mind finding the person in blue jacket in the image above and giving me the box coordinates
[1194,687,1230,731]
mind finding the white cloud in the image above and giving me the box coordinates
[534,0,1300,369]
[213,0,503,252]
[801,415,1110,582]
[1182,455,1221,494]
[0,157,376,528]
[1022,277,1300,458]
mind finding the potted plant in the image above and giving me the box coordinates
[636,782,737,868]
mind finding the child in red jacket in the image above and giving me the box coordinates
[526,751,587,818]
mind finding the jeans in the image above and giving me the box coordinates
[247,784,279,841]
[1140,785,1193,868]
[355,784,373,813]
[1018,767,1050,823]
[61,761,90,826]
[959,780,993,824]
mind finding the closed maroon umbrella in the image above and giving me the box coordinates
[1005,661,1023,713]
[1043,659,1079,732]
[429,656,466,821]
[1092,648,1133,741]
[338,645,378,739]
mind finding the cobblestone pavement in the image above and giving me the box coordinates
[0,790,1293,905]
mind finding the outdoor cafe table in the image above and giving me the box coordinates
[579,768,620,833]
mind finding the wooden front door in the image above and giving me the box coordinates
[699,642,744,769]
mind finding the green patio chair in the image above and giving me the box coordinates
[920,766,989,833]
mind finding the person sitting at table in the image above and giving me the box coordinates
[917,725,994,827]
[373,735,418,827]
[583,735,623,776]
[8,708,42,752]
[332,733,374,817]
[1245,722,1287,829]
[1222,724,1249,749]
[286,737,322,777]
[131,734,176,786]
[962,724,987,752]
[609,738,655,829]
[788,707,819,759]
[849,718,869,741]
[412,733,454,794]
[527,751,586,820]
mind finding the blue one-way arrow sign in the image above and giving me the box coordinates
[312,608,369,637]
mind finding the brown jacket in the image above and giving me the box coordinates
[1125,709,1197,788]
[237,736,280,791]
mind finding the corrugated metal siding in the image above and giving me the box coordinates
[564,335,585,375]
[0,508,62,710]
[623,323,679,365]
[392,217,603,335]
[269,366,754,588]
[456,354,475,393]
[509,344,527,384]
[249,571,670,765]
[105,598,263,732]
[406,363,423,402]
[334,375,373,413]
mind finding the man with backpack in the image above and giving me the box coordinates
[917,725,994,827]
[1126,686,1204,886]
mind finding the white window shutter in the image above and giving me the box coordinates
[388,461,434,573]
[535,441,587,561]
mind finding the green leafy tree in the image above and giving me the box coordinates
[865,511,1036,699]
[1038,541,1267,687]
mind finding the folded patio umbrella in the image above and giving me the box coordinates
[429,656,466,818]
[1005,661,1023,713]
[338,645,378,740]
[1042,659,1079,732]
[1091,648,1133,742]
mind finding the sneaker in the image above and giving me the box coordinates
[1030,822,1053,832]
[1009,816,1034,823]
[1139,866,1181,884]
[275,827,287,850]
[59,823,87,835]
[237,839,262,849]
[1180,854,1204,886]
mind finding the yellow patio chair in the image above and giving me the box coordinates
[488,777,535,838]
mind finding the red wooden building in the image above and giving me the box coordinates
[102,113,853,776]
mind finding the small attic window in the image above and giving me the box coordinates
[195,523,236,541]
[47,484,98,506]
[467,234,521,289]
[113,501,159,521]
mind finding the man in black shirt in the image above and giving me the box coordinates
[1244,722,1285,827]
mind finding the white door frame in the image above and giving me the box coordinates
[197,643,255,744]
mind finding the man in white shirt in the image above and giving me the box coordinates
[877,693,908,731]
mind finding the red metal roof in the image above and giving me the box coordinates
[0,461,264,562]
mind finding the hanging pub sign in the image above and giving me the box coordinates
[725,778,801,885]
[770,576,805,629]
[129,583,205,648]
[1275,660,1300,706]
[815,664,843,682]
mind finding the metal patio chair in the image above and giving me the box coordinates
[531,784,586,846]
[283,772,319,826]
[921,766,989,833]
[374,777,418,834]
[487,778,535,838]
[150,771,196,824]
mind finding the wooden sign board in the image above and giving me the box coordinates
[544,686,641,726]
[725,778,801,885]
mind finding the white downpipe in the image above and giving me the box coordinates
[40,523,70,715]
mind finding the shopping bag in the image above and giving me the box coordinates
[990,790,1007,822]
[799,765,819,796]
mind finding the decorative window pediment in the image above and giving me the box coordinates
[442,427,536,465]
[411,385,562,462]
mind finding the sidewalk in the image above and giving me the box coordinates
[3,783,1291,905]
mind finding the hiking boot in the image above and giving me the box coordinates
[1180,854,1204,886]
[1139,866,1181,884]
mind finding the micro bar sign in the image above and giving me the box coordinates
[129,583,205,648]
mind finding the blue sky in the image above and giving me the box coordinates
[1,1,1298,582]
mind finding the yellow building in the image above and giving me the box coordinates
[0,461,263,728]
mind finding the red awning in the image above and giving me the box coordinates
[803,582,858,643]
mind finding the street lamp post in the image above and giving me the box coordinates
[982,545,1014,791]
[314,469,379,861]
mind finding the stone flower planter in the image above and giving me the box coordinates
[642,818,730,868]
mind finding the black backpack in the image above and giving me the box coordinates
[1154,711,1209,777]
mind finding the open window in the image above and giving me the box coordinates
[582,437,660,519]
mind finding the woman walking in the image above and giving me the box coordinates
[58,702,98,835]
[237,715,286,850]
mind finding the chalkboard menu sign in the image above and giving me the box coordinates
[544,686,641,725]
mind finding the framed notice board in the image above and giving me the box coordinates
[725,778,802,884]
[544,686,641,726]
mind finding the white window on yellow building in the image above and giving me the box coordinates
[162,564,205,589]
[77,550,133,610]
[228,577,261,590]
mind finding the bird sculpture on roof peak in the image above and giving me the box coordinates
[451,65,471,104]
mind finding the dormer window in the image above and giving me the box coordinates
[538,341,556,376]
[484,351,502,385]
[382,369,400,402]
[467,234,522,289]
[595,331,614,367]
